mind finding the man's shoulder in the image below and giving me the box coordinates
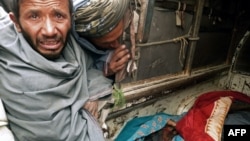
[0,6,15,31]
[0,6,18,48]
[0,6,7,18]
[0,6,11,27]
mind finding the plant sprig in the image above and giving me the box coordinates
[112,84,126,108]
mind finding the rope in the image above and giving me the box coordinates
[178,37,188,67]
[136,34,191,47]
[135,26,198,68]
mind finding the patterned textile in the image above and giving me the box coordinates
[115,113,185,141]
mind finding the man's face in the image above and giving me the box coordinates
[90,19,124,50]
[11,0,72,59]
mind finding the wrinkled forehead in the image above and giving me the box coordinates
[18,0,70,14]
[19,0,69,8]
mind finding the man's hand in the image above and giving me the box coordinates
[163,119,177,141]
[106,45,130,76]
[83,100,98,119]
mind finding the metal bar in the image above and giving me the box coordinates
[106,97,158,120]
[184,0,205,75]
[136,0,155,43]
[107,65,229,119]
[124,64,229,102]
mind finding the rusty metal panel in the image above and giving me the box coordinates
[133,8,193,81]
[137,43,183,79]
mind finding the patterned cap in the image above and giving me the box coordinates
[74,0,130,38]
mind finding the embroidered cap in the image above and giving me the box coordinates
[74,0,130,38]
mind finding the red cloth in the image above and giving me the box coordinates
[176,90,250,141]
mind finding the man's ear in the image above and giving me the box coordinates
[9,12,22,32]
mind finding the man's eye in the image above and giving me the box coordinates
[30,14,38,19]
[56,13,63,19]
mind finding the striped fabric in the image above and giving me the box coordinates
[74,0,130,37]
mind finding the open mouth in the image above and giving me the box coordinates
[39,40,61,50]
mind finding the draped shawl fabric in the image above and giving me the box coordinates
[0,98,15,141]
[71,21,110,71]
[0,7,112,141]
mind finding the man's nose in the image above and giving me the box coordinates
[42,18,57,36]
[110,40,120,49]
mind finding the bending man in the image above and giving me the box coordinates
[72,0,132,80]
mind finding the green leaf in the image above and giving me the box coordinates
[112,84,126,108]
